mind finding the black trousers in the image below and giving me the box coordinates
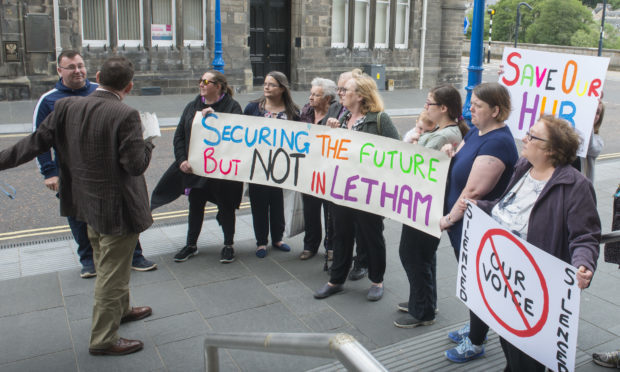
[329,204,385,285]
[187,188,236,246]
[302,193,330,253]
[249,183,285,246]
[500,337,545,372]
[398,225,438,321]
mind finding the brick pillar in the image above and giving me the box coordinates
[438,0,466,87]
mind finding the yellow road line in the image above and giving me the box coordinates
[599,152,620,160]
[0,203,250,242]
[0,133,28,139]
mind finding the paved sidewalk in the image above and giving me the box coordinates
[0,158,619,371]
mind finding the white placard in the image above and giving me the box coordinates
[500,47,609,157]
[458,202,580,372]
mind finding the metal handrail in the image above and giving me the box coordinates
[602,231,620,245]
[204,332,387,372]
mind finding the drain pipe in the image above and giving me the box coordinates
[53,0,62,55]
[418,0,428,89]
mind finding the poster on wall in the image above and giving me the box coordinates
[499,47,609,157]
[151,24,172,41]
[187,112,451,238]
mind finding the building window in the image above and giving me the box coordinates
[353,0,369,48]
[183,0,205,46]
[331,0,348,48]
[151,0,175,46]
[375,0,390,48]
[394,0,410,48]
[117,0,143,47]
[81,0,109,47]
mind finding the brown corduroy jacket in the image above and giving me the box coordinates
[0,90,154,235]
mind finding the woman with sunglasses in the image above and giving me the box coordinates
[151,70,243,264]
[440,82,519,363]
[455,115,600,371]
[243,71,300,258]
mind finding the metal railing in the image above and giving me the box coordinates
[602,231,620,245]
[204,332,387,372]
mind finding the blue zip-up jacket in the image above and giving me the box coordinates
[32,78,98,179]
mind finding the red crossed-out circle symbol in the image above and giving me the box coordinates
[476,228,549,337]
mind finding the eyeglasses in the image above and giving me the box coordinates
[199,79,216,86]
[59,64,85,71]
[425,101,440,107]
[263,83,280,88]
[525,131,548,142]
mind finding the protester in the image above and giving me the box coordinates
[243,71,300,258]
[395,84,468,328]
[324,68,368,279]
[150,70,243,263]
[33,50,156,278]
[581,99,605,182]
[0,56,154,356]
[299,77,338,261]
[456,115,600,371]
[314,74,400,301]
[440,82,519,363]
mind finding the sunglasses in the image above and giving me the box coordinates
[199,79,216,86]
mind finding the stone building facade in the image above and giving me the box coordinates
[0,0,466,100]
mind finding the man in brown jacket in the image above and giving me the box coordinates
[0,56,153,356]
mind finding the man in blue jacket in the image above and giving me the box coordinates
[33,50,156,278]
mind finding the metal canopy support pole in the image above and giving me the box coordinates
[462,0,485,126]
[212,0,225,72]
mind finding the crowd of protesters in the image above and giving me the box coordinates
[6,53,615,365]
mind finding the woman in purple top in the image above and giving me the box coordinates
[440,82,519,363]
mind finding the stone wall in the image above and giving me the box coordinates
[0,0,467,100]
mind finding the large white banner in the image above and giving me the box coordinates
[500,47,609,157]
[457,202,580,372]
[187,112,450,237]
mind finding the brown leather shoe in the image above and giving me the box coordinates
[89,338,143,356]
[120,306,152,324]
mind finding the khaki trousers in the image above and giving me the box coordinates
[87,225,138,349]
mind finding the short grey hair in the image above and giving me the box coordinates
[311,77,337,101]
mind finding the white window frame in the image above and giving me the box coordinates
[117,0,144,48]
[395,0,410,49]
[331,0,349,48]
[353,0,369,49]
[151,0,176,47]
[183,0,206,47]
[81,0,109,48]
[374,0,390,49]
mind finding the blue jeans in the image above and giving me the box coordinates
[67,216,144,268]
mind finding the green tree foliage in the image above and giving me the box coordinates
[525,0,592,45]
[486,0,541,43]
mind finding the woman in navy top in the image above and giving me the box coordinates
[440,82,518,363]
[243,71,300,258]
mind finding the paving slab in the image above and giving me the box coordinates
[144,311,210,346]
[0,349,77,372]
[0,272,62,317]
[0,307,72,365]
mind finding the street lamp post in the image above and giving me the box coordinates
[514,2,533,48]
[487,8,494,63]
[462,0,486,127]
[598,0,608,56]
[212,0,225,72]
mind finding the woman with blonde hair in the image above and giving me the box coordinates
[314,74,399,301]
